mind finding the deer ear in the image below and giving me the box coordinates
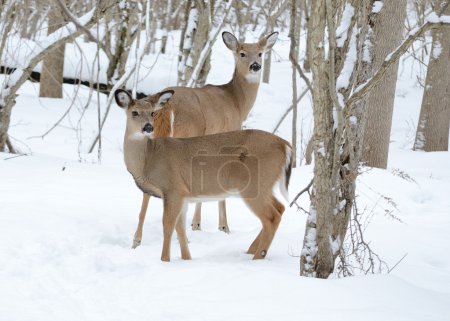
[155,90,174,111]
[222,31,239,51]
[259,31,278,51]
[115,89,133,109]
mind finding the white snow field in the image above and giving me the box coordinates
[1,32,450,321]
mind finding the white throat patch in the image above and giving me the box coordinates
[245,72,261,84]
[129,132,153,140]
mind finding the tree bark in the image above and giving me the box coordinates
[413,0,450,152]
[300,0,335,278]
[39,1,66,98]
[178,0,211,87]
[290,0,299,168]
[362,0,407,168]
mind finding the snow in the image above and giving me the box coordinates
[336,27,357,90]
[432,39,442,59]
[372,1,383,14]
[336,4,355,48]
[1,29,450,321]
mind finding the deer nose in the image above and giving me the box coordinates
[143,123,153,133]
[250,62,261,72]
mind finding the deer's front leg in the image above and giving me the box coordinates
[175,205,191,260]
[191,202,202,231]
[218,200,230,233]
[161,197,183,262]
[132,193,151,249]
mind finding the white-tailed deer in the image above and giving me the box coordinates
[131,31,279,248]
[115,89,292,261]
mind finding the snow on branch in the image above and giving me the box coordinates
[0,3,108,106]
[345,14,450,114]
[54,0,114,62]
[336,3,355,48]
[186,0,234,87]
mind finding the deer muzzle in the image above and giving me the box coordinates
[249,62,261,72]
[143,123,153,133]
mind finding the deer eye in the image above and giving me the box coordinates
[240,52,246,58]
[258,52,262,57]
[131,111,139,117]
[151,112,155,117]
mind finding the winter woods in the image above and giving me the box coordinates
[1,0,450,287]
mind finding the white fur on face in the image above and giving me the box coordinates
[245,72,261,84]
[129,132,153,140]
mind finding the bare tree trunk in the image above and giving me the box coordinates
[362,0,407,168]
[414,1,450,152]
[178,0,211,87]
[290,0,299,168]
[39,1,67,98]
[300,0,335,278]
[160,0,172,54]
[300,0,369,278]
[262,50,272,83]
[302,0,311,72]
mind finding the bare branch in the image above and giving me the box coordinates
[346,16,450,113]
[53,0,114,62]
[290,179,313,208]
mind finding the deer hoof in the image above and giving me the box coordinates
[191,223,201,231]
[132,239,141,249]
[219,225,230,234]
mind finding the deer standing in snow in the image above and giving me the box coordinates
[130,31,279,248]
[115,89,292,261]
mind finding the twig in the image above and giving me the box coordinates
[3,153,28,161]
[388,253,408,273]
[272,86,309,133]
[53,0,114,62]
[5,135,16,153]
[346,15,450,113]
[290,54,312,92]
[289,179,313,207]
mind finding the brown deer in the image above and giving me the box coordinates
[115,89,292,261]
[131,31,279,249]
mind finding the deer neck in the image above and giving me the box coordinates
[123,130,153,180]
[229,69,261,121]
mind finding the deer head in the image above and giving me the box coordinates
[222,31,279,83]
[114,89,174,139]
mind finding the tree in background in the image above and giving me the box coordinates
[40,1,66,98]
[414,0,450,152]
[362,0,407,169]
[178,0,212,87]
[298,0,449,278]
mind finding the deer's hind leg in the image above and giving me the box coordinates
[245,196,284,259]
[132,193,150,249]
[161,196,184,262]
[191,202,202,231]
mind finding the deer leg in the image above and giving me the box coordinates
[175,205,191,260]
[218,200,230,233]
[247,230,262,254]
[253,214,280,260]
[245,197,282,260]
[132,193,150,249]
[161,197,183,262]
[191,202,202,231]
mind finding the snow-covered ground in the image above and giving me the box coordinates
[1,31,450,321]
